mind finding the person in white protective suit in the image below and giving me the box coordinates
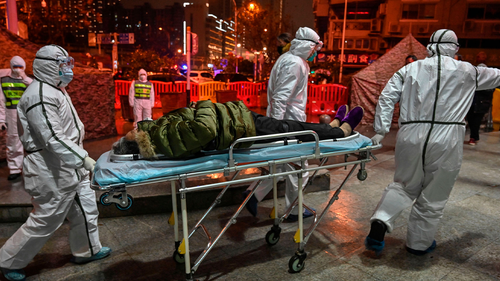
[0,56,33,181]
[129,68,154,128]
[365,29,500,256]
[243,27,324,221]
[0,45,111,281]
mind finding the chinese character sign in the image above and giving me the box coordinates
[317,52,377,65]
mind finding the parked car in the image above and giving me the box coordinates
[148,74,190,83]
[187,71,214,83]
[214,73,250,82]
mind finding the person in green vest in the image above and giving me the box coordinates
[0,56,33,181]
[128,69,155,128]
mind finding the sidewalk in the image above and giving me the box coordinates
[0,124,499,280]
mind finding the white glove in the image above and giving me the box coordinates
[0,122,6,131]
[83,156,96,172]
[371,134,385,145]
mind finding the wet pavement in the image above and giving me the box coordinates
[0,110,499,280]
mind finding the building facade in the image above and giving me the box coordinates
[314,0,500,68]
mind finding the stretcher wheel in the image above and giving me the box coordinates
[99,193,112,206]
[172,250,185,264]
[265,230,280,246]
[357,169,367,181]
[116,195,133,211]
[288,254,306,273]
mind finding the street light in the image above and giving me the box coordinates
[237,43,242,57]
[232,0,238,72]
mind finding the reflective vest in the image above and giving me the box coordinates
[1,76,28,109]
[134,80,152,99]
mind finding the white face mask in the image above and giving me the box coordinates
[12,68,23,77]
[139,74,147,81]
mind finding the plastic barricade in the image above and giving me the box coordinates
[198,82,225,103]
[259,90,267,108]
[307,84,348,116]
[115,80,131,109]
[228,82,259,107]
[175,82,200,103]
[152,81,177,108]
[215,90,238,103]
[120,95,134,121]
[160,92,187,115]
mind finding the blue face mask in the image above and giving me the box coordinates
[307,51,317,62]
[59,68,73,86]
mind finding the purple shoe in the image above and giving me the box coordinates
[334,104,349,121]
[341,106,364,130]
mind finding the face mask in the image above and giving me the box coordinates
[139,74,147,81]
[307,51,317,62]
[12,68,23,77]
[59,68,73,87]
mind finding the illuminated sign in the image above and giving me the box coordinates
[317,52,379,65]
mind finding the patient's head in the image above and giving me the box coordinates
[112,136,140,155]
[112,129,156,158]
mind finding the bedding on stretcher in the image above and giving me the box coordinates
[94,133,373,186]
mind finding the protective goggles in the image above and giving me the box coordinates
[300,38,324,51]
[36,55,75,70]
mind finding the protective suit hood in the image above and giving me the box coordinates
[138,69,147,82]
[10,56,26,79]
[426,29,459,58]
[289,27,323,61]
[33,45,70,88]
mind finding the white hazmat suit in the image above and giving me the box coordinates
[250,27,323,216]
[129,69,154,127]
[0,56,32,177]
[0,45,104,270]
[370,29,500,251]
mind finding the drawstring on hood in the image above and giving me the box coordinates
[426,29,459,58]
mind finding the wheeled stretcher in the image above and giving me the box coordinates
[91,131,380,280]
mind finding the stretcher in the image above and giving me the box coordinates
[90,131,380,280]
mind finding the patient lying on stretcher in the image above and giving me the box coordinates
[112,100,364,159]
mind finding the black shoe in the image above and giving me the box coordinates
[365,220,387,255]
[242,190,258,217]
[7,173,21,181]
[368,220,387,242]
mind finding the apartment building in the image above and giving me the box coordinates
[314,0,500,68]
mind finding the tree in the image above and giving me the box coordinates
[124,49,164,78]
[236,2,291,62]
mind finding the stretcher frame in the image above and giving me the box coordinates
[91,131,380,280]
